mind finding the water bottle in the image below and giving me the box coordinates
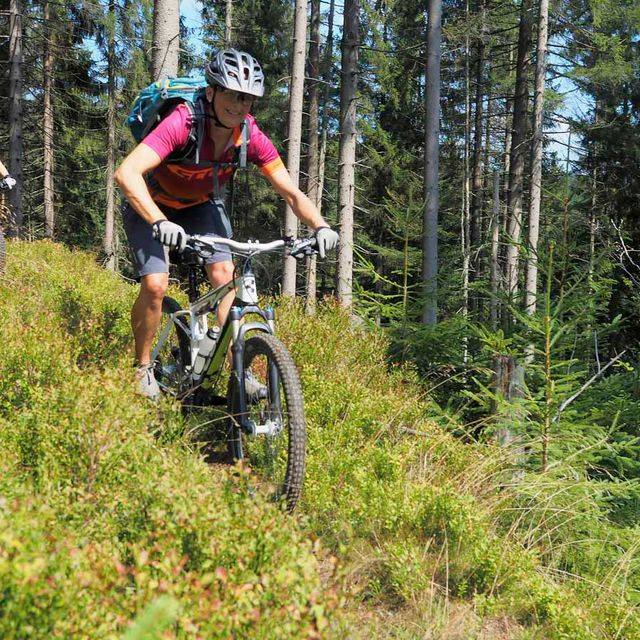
[192,326,220,376]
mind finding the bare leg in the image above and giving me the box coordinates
[132,272,169,364]
[204,261,236,327]
[204,261,236,365]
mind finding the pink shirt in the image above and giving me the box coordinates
[142,104,284,209]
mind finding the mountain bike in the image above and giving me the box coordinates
[151,233,317,511]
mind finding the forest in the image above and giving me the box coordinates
[0,0,639,637]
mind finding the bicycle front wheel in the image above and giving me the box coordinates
[227,333,306,511]
[153,296,191,397]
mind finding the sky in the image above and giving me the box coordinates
[181,0,207,60]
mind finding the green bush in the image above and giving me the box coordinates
[1,242,639,639]
[0,242,343,638]
[277,299,640,638]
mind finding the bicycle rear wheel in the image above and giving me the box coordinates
[227,333,306,511]
[153,297,191,397]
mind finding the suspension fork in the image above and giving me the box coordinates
[229,305,279,435]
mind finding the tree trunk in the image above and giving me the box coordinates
[8,0,23,236]
[43,0,55,238]
[306,132,327,313]
[501,95,512,244]
[559,128,572,293]
[490,170,500,329]
[493,355,525,451]
[461,0,471,331]
[152,0,180,80]
[504,0,532,328]
[524,0,549,317]
[469,0,486,295]
[481,82,494,319]
[225,0,233,47]
[336,0,359,309]
[104,0,117,271]
[306,0,321,208]
[307,0,334,313]
[282,0,308,297]
[499,83,513,327]
[589,159,597,287]
[304,0,321,314]
[422,0,441,325]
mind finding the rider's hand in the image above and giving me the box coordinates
[0,176,16,190]
[314,226,339,259]
[152,220,187,252]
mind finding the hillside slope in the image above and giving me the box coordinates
[0,242,342,639]
[0,241,638,639]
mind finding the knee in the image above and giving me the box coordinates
[207,261,235,287]
[139,274,168,305]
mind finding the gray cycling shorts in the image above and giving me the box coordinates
[122,199,233,278]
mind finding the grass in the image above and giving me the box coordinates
[0,240,639,639]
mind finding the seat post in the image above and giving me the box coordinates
[188,265,200,303]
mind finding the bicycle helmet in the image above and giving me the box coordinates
[204,49,265,98]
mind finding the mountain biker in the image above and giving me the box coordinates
[114,49,339,400]
[0,160,16,191]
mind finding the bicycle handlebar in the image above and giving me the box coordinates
[187,234,318,258]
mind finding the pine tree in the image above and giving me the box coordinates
[504,0,533,329]
[524,0,549,322]
[336,0,360,309]
[43,0,55,238]
[422,0,441,325]
[152,0,179,79]
[282,0,308,297]
[304,0,322,313]
[7,0,23,236]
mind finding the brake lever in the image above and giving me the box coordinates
[185,237,214,265]
[286,237,315,259]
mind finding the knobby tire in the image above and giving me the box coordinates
[227,333,306,512]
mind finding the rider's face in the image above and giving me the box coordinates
[211,87,254,128]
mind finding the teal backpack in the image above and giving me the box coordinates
[127,76,250,171]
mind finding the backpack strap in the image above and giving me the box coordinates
[212,117,250,202]
[226,118,251,216]
[165,93,207,164]
[234,118,250,169]
[191,96,207,165]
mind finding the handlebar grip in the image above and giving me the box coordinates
[151,221,192,245]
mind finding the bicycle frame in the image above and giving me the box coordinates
[152,256,278,436]
[152,234,316,435]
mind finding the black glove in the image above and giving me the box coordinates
[152,220,187,252]
[314,227,339,259]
